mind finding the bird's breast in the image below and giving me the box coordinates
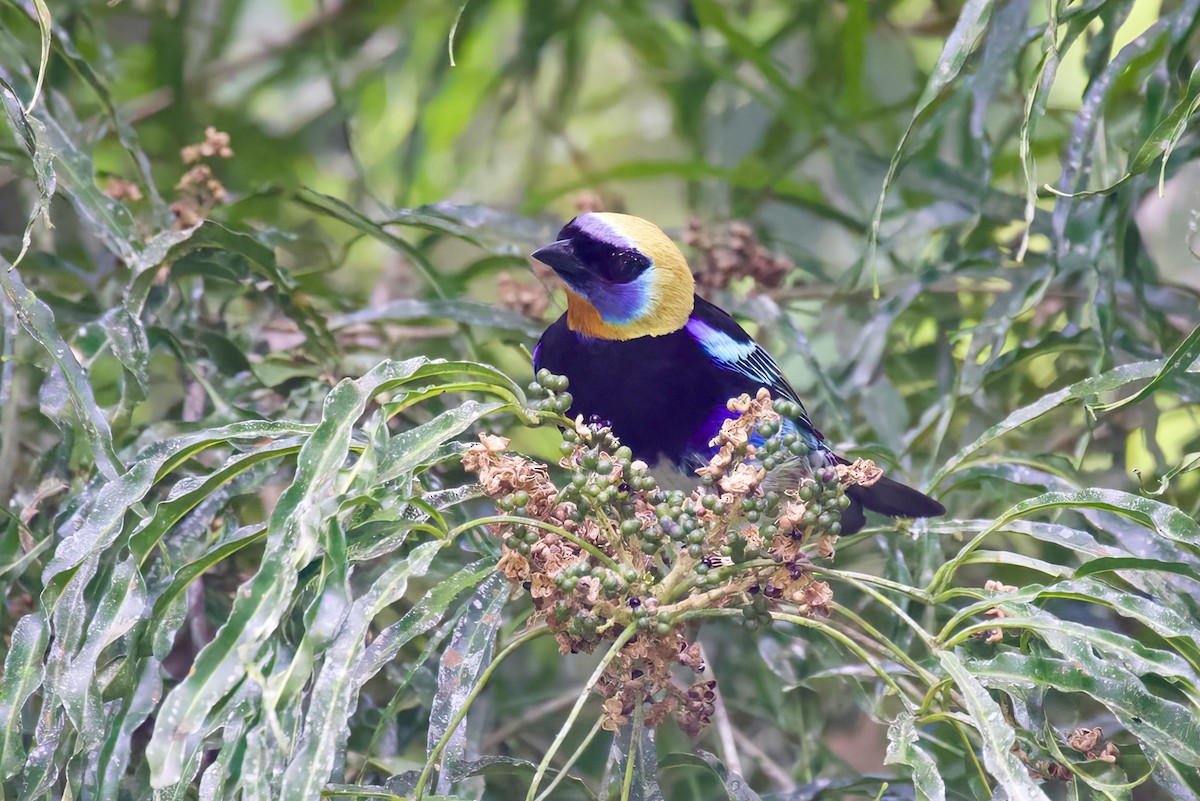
[533,319,733,466]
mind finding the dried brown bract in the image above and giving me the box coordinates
[836,458,883,488]
[973,579,1019,644]
[1067,727,1103,752]
[1066,727,1119,762]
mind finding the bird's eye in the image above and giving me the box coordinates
[559,216,655,285]
[572,234,650,284]
[606,249,651,283]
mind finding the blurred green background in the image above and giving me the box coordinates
[2,0,1200,799]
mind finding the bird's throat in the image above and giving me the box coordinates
[566,290,692,340]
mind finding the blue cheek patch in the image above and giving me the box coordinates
[589,270,655,324]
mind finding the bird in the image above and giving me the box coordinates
[530,212,944,535]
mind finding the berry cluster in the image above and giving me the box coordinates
[462,373,883,734]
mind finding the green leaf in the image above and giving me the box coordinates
[938,650,1053,801]
[427,572,508,795]
[0,78,55,269]
[148,523,268,629]
[146,358,434,787]
[92,658,161,801]
[290,188,450,298]
[127,435,307,560]
[357,561,496,684]
[966,648,1200,767]
[659,751,761,800]
[44,420,312,586]
[377,400,506,482]
[332,300,543,339]
[51,556,145,750]
[933,359,1179,486]
[1090,321,1200,414]
[884,713,946,801]
[603,720,664,801]
[1014,489,1198,553]
[1050,60,1200,200]
[0,260,122,481]
[864,0,994,292]
[280,540,444,800]
[0,613,49,778]
[1074,556,1200,584]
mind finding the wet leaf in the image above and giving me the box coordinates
[660,751,762,800]
[427,572,508,795]
[884,714,945,801]
[864,0,993,292]
[1090,321,1200,414]
[146,359,437,787]
[0,613,49,778]
[0,259,122,480]
[939,651,1053,801]
[280,540,444,799]
[966,648,1200,766]
[933,359,1181,486]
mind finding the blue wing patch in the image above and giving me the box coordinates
[683,309,824,445]
[684,317,800,404]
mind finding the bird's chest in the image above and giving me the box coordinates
[534,328,729,463]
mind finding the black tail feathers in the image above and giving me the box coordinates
[841,473,945,535]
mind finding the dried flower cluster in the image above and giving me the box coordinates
[1066,726,1120,763]
[173,127,234,228]
[497,272,550,319]
[973,579,1018,644]
[1010,723,1120,782]
[463,373,885,735]
[181,126,235,163]
[103,177,143,202]
[684,218,794,295]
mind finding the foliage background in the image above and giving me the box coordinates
[1,0,1200,799]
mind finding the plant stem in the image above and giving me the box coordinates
[769,611,912,704]
[532,715,605,801]
[450,514,621,571]
[525,624,637,801]
[621,706,643,801]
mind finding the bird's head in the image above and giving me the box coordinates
[532,212,695,340]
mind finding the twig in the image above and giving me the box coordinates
[532,716,605,801]
[731,728,794,790]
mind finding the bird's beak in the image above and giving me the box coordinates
[531,239,587,282]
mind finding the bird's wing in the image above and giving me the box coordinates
[686,297,822,437]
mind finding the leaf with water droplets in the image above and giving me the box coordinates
[428,572,508,795]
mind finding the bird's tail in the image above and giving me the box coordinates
[837,458,945,535]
